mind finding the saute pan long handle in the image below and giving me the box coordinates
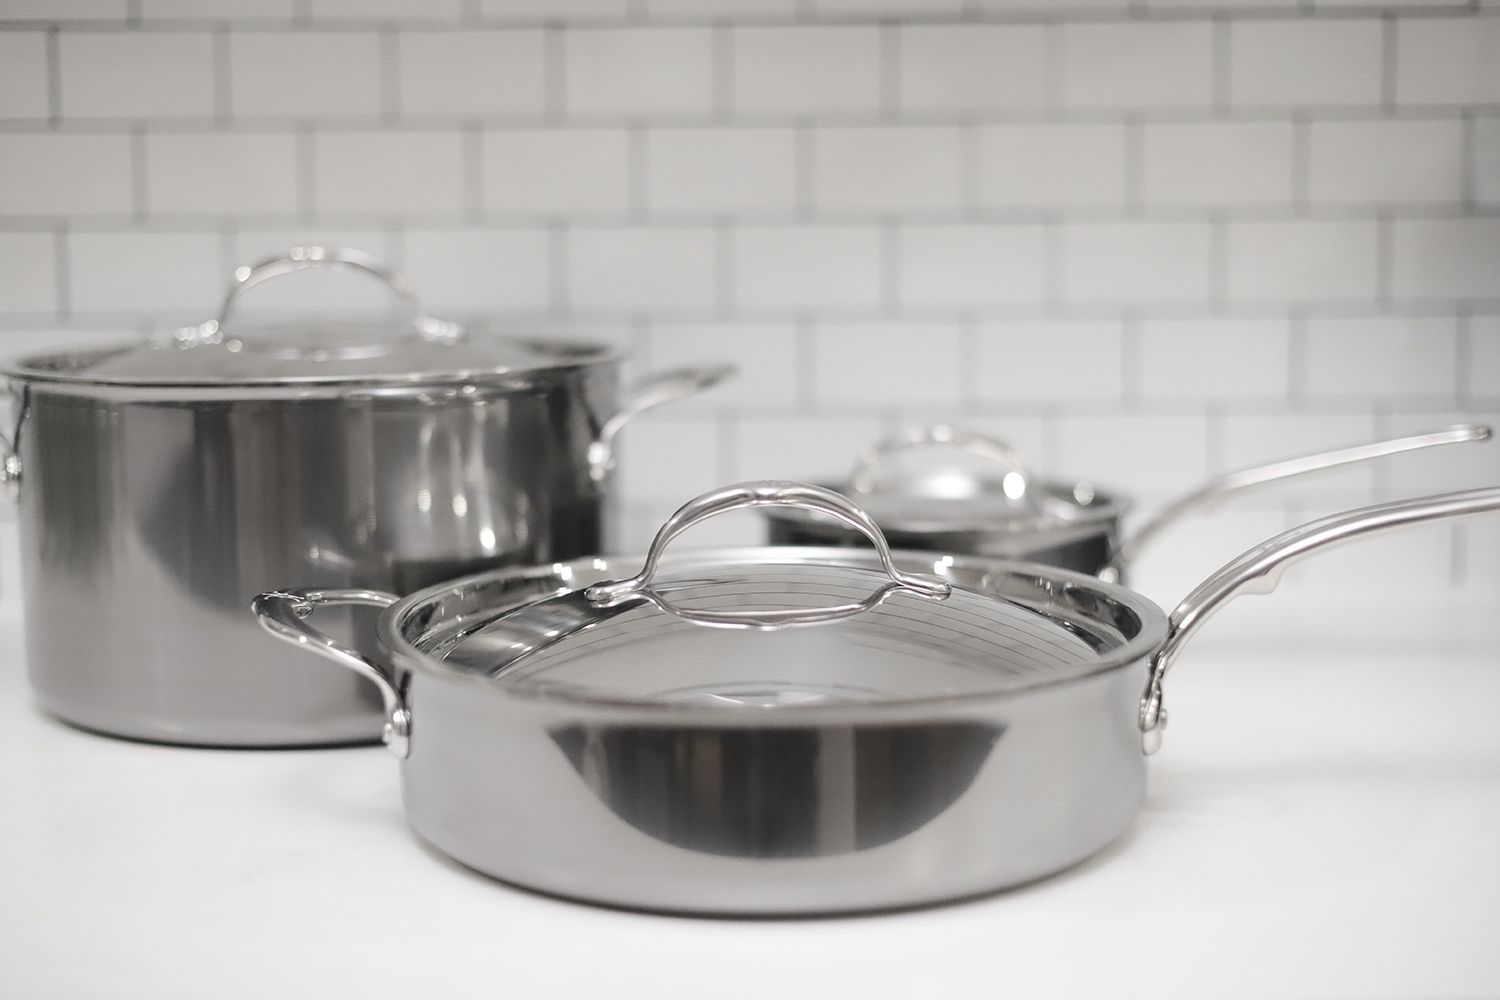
[1111,424,1492,575]
[252,589,411,759]
[1139,485,1500,755]
[589,364,737,482]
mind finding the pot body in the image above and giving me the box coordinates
[15,365,617,746]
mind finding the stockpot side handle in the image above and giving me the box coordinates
[589,364,737,482]
[846,424,1033,499]
[1138,484,1500,756]
[585,481,952,626]
[252,588,411,759]
[0,383,27,502]
[1112,424,1493,574]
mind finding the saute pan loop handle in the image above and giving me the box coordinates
[847,424,1034,501]
[586,481,952,625]
[252,589,411,759]
[588,364,737,483]
[1139,485,1500,756]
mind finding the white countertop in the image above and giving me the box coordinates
[3,608,1499,1000]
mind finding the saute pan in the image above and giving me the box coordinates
[254,480,1500,915]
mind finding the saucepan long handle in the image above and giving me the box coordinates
[589,364,737,483]
[1139,485,1500,755]
[1111,424,1492,576]
[252,588,410,759]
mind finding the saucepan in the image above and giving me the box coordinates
[760,423,1492,581]
[254,480,1500,915]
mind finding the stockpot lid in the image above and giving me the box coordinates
[420,483,1164,709]
[1,246,616,391]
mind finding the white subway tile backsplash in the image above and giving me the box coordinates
[735,418,887,485]
[141,0,295,17]
[978,124,1127,209]
[1395,17,1500,106]
[646,324,799,407]
[402,228,551,313]
[309,0,462,18]
[567,227,717,312]
[1308,119,1464,205]
[812,322,964,405]
[1060,222,1213,305]
[1229,20,1383,108]
[68,231,223,314]
[1141,122,1295,208]
[1377,409,1500,494]
[974,320,1125,403]
[58,32,213,120]
[814,0,965,14]
[0,233,59,314]
[645,128,796,215]
[896,25,1046,114]
[0,134,133,216]
[645,0,796,16]
[482,129,630,217]
[229,31,381,118]
[1060,22,1214,110]
[812,127,965,214]
[616,416,723,503]
[1303,316,1459,399]
[565,28,714,119]
[1477,118,1500,207]
[1391,219,1500,301]
[733,226,882,312]
[731,26,880,116]
[397,31,546,119]
[314,131,465,216]
[982,0,1129,9]
[1138,318,1291,400]
[1220,413,1381,497]
[0,0,126,17]
[1226,220,1379,303]
[478,0,630,21]
[896,224,1046,309]
[1471,317,1500,397]
[1056,413,1210,498]
[0,33,49,119]
[145,132,299,216]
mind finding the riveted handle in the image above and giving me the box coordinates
[585,481,951,626]
[252,588,410,759]
[847,425,1034,503]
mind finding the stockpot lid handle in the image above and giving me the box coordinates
[585,481,952,627]
[847,424,1037,506]
[171,245,465,349]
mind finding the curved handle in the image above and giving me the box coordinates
[588,364,737,483]
[847,425,1034,502]
[584,481,951,626]
[1113,424,1493,574]
[1138,485,1500,755]
[0,383,26,503]
[252,588,410,759]
[176,246,463,348]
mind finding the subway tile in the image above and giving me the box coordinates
[1377,409,1500,494]
[145,132,298,216]
[735,416,886,483]
[1395,17,1500,105]
[1060,22,1214,110]
[645,0,797,15]
[229,31,381,118]
[977,124,1127,209]
[68,231,223,314]
[1060,222,1213,305]
[1472,316,1500,397]
[567,227,717,312]
[1229,20,1383,108]
[981,0,1130,10]
[1464,519,1500,590]
[733,226,882,311]
[313,131,465,216]
[0,233,59,314]
[1226,220,1379,303]
[814,0,965,14]
[645,128,796,215]
[1478,118,1500,207]
[812,322,965,405]
[403,228,551,313]
[142,0,295,16]
[58,32,213,119]
[565,28,713,118]
[1392,219,1500,301]
[974,320,1125,403]
[616,417,723,504]
[477,0,630,20]
[397,30,546,118]
[896,224,1047,309]
[1303,316,1459,398]
[230,229,401,313]
[1308,119,1464,205]
[812,126,965,214]
[0,0,126,17]
[896,25,1046,114]
[1220,413,1380,497]
[0,134,133,216]
[646,324,799,407]
[1138,319,1292,400]
[1141,122,1294,207]
[481,129,629,218]
[1056,413,1210,499]
[731,26,880,117]
[0,33,49,119]
[309,0,462,17]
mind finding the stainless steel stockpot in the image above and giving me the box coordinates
[761,423,1492,580]
[0,246,731,747]
[255,480,1500,916]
